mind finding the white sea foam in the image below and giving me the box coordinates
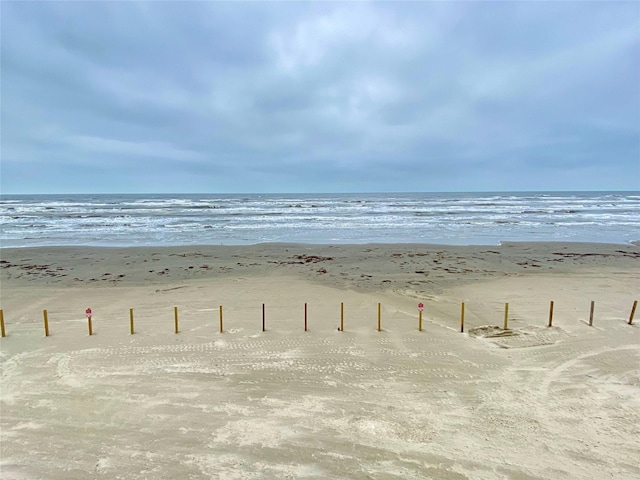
[1,192,638,247]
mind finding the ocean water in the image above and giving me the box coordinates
[0,192,638,248]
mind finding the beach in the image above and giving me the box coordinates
[1,242,639,479]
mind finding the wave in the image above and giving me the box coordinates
[1,192,638,247]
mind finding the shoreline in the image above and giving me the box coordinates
[3,238,640,249]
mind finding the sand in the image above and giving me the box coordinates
[1,242,639,479]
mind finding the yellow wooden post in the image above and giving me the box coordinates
[548,301,554,327]
[503,302,509,330]
[0,309,5,338]
[88,315,93,336]
[130,308,135,335]
[419,310,423,332]
[304,303,308,332]
[174,306,179,334]
[629,300,638,325]
[219,305,223,333]
[460,302,465,333]
[377,303,381,332]
[340,302,344,332]
[589,301,595,327]
[43,309,49,337]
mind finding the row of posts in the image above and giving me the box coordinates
[459,300,638,332]
[0,300,637,338]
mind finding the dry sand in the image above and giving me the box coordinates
[1,242,639,479]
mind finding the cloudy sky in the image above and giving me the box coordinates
[1,1,638,194]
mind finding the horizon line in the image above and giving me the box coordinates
[2,189,639,197]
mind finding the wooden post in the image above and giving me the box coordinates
[43,309,49,337]
[0,309,5,338]
[548,301,554,327]
[377,303,381,332]
[460,302,465,333]
[88,315,93,336]
[304,303,308,332]
[130,308,135,335]
[419,310,423,332]
[262,303,265,332]
[174,306,179,334]
[629,300,638,325]
[219,305,223,333]
[589,301,595,327]
[503,302,509,330]
[340,302,344,332]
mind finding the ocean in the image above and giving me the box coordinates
[0,192,638,248]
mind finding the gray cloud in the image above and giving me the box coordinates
[1,1,638,193]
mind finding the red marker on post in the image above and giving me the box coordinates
[86,308,93,336]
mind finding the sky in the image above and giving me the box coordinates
[1,1,639,194]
